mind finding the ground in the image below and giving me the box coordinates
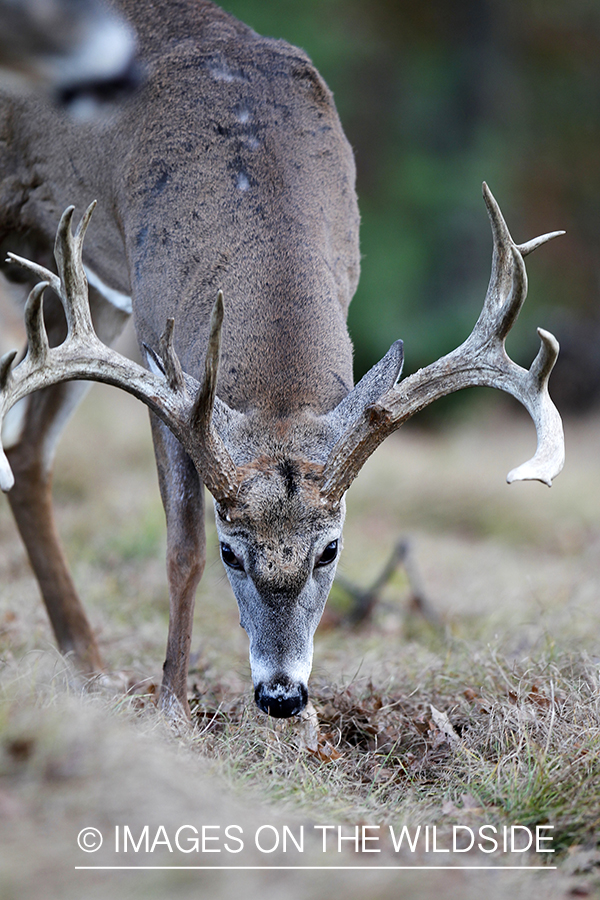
[0,365,599,899]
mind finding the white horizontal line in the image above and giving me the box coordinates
[75,865,557,871]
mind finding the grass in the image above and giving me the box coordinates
[187,642,600,853]
[1,383,600,898]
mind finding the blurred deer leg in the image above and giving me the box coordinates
[335,538,440,628]
[151,417,205,719]
[4,286,129,672]
[7,381,103,670]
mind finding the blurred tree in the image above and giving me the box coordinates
[220,0,600,410]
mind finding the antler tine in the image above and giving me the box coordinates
[23,281,50,365]
[0,280,51,490]
[320,183,565,506]
[0,350,18,390]
[477,182,528,342]
[159,317,185,393]
[189,291,240,502]
[5,253,61,297]
[6,202,98,342]
[478,183,564,344]
[505,327,562,485]
[191,290,224,428]
[54,202,97,339]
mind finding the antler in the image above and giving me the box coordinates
[0,204,239,501]
[320,183,565,506]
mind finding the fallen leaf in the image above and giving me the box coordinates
[308,740,342,763]
[430,705,460,747]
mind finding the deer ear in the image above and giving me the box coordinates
[327,339,404,431]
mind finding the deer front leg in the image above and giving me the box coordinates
[150,416,205,719]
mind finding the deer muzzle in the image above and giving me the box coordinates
[254,676,309,718]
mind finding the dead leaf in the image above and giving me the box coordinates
[413,718,429,734]
[429,705,460,747]
[308,739,342,763]
[528,685,551,708]
[6,737,35,762]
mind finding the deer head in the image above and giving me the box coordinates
[0,183,564,716]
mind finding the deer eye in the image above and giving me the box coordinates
[220,543,244,571]
[315,539,338,567]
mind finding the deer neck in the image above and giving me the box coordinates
[112,13,360,419]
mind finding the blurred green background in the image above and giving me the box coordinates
[221,0,600,413]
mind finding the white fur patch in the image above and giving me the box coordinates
[1,397,29,450]
[144,348,166,379]
[209,60,245,83]
[85,265,132,314]
[0,448,14,492]
[54,18,135,86]
[249,653,313,689]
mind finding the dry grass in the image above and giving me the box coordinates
[189,643,600,853]
[1,381,600,898]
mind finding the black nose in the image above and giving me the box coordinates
[255,679,308,718]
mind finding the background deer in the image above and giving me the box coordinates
[0,0,138,115]
[0,0,564,719]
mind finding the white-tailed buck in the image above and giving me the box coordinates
[0,1,564,718]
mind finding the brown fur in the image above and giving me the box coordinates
[0,1,360,715]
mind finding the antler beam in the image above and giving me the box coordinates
[0,204,239,501]
[320,183,565,505]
